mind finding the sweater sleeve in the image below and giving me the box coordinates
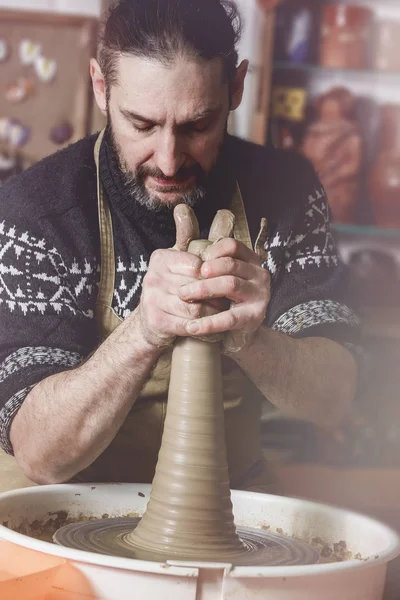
[263,160,360,351]
[0,219,98,455]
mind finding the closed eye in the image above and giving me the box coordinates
[184,119,213,134]
[133,123,155,133]
[191,123,210,133]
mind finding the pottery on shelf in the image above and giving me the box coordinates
[374,21,400,73]
[320,4,373,70]
[301,87,362,224]
[369,105,400,228]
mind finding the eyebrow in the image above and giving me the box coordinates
[120,106,222,126]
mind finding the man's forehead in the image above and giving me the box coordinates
[116,52,225,79]
[114,53,227,116]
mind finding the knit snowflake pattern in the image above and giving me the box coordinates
[264,186,338,276]
[0,221,98,318]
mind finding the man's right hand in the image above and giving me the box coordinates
[135,204,203,348]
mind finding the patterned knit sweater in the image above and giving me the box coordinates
[0,132,359,454]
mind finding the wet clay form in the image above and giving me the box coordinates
[54,239,319,566]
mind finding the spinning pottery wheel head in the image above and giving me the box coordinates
[53,516,319,566]
[54,236,320,567]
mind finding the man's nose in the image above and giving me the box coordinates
[154,131,185,177]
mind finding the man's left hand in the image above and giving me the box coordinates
[179,237,270,351]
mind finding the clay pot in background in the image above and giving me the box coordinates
[369,105,400,228]
[320,4,373,70]
[374,21,400,73]
[301,87,362,224]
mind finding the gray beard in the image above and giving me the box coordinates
[108,121,209,212]
[118,164,207,212]
[107,110,228,212]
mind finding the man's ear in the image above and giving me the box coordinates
[230,59,249,111]
[90,58,107,115]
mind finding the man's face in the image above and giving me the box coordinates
[106,55,231,210]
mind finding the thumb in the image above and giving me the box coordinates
[208,209,235,243]
[173,204,200,251]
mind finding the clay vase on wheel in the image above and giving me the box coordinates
[369,105,400,229]
[127,239,244,560]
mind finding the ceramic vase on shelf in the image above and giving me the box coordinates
[301,87,362,224]
[373,21,400,73]
[320,4,373,70]
[369,105,400,229]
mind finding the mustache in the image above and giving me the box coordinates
[136,164,205,183]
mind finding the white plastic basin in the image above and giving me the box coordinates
[0,483,398,600]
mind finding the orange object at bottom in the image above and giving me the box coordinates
[0,541,96,599]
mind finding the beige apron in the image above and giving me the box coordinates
[75,131,275,493]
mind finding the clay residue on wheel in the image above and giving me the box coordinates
[3,513,361,564]
[310,537,355,563]
[260,522,361,564]
[2,511,140,543]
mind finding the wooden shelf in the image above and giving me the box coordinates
[273,60,400,80]
[333,224,400,239]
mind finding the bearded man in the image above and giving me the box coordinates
[0,0,359,489]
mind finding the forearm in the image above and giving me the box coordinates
[231,327,357,427]
[10,313,162,484]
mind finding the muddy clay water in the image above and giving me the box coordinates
[2,510,358,565]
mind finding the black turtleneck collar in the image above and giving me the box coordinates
[99,126,236,252]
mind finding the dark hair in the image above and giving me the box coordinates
[98,0,242,96]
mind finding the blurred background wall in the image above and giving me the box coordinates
[0,0,101,15]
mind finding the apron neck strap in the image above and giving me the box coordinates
[230,183,253,251]
[230,183,269,263]
[94,129,117,313]
[94,129,105,170]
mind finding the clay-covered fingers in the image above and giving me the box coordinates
[137,307,199,346]
[137,246,203,347]
[138,284,205,346]
[185,305,259,337]
[200,257,262,284]
[138,289,202,347]
[208,209,235,243]
[150,248,202,278]
[180,274,254,305]
[202,238,262,267]
[156,293,203,321]
[180,252,271,346]
[180,258,269,303]
[173,204,200,251]
[181,269,270,337]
